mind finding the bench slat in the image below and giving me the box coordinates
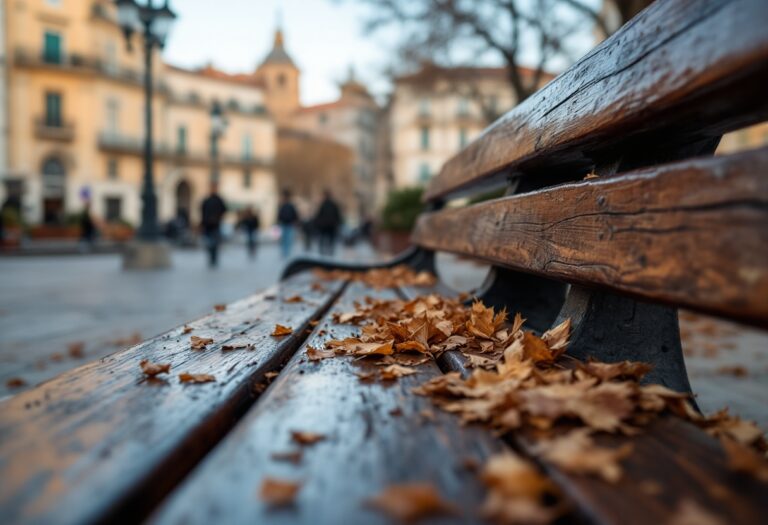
[414,148,768,326]
[437,351,768,525]
[0,273,343,525]
[150,283,507,524]
[424,0,768,201]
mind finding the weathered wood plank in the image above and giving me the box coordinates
[0,273,344,525]
[414,148,768,326]
[437,351,768,525]
[150,283,507,525]
[424,0,768,201]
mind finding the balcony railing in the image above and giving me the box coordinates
[97,132,272,168]
[35,118,75,141]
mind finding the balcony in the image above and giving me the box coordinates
[35,119,75,142]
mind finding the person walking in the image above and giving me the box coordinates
[201,182,227,268]
[276,189,299,258]
[314,189,343,257]
[79,201,97,251]
[238,206,260,259]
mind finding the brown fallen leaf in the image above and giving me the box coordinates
[265,371,279,380]
[68,341,85,359]
[311,282,326,292]
[182,325,194,334]
[190,335,214,350]
[291,430,326,446]
[271,450,303,464]
[481,453,559,525]
[716,365,747,377]
[380,364,418,381]
[179,372,216,384]
[139,359,171,378]
[214,304,226,312]
[272,324,293,337]
[584,172,599,180]
[533,429,633,483]
[306,345,336,361]
[366,482,456,522]
[668,499,725,525]
[6,377,26,389]
[720,437,768,482]
[283,295,304,303]
[259,478,301,507]
[356,370,377,382]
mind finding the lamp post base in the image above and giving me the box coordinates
[122,240,172,270]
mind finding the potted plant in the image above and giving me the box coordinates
[374,186,424,255]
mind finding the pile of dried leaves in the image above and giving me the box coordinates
[323,292,768,523]
[313,264,435,289]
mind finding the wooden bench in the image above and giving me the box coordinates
[1,1,767,523]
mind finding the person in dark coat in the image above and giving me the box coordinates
[238,206,260,259]
[201,182,227,268]
[314,189,343,256]
[276,189,299,258]
[79,201,96,250]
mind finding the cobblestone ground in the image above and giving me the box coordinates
[0,242,379,397]
[1,249,766,431]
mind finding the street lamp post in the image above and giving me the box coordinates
[115,0,175,269]
[209,101,228,184]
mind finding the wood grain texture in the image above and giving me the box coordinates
[424,0,768,201]
[414,148,768,325]
[437,351,768,525]
[150,283,506,525]
[0,272,344,525]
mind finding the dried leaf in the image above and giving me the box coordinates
[271,324,293,337]
[720,437,768,482]
[6,377,26,389]
[67,342,85,359]
[284,295,304,303]
[306,345,336,361]
[668,499,725,525]
[182,325,194,334]
[139,359,171,378]
[259,478,301,507]
[214,304,226,312]
[380,364,418,381]
[366,482,456,522]
[190,335,214,350]
[291,430,326,446]
[533,429,632,483]
[179,372,216,384]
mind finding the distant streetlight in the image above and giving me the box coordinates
[115,0,176,268]
[209,101,228,184]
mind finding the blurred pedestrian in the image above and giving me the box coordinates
[314,189,343,257]
[79,201,96,251]
[238,206,260,259]
[276,189,299,258]
[201,182,227,268]
[301,218,315,252]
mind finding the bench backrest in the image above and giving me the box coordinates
[412,0,768,327]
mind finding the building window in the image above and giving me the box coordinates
[277,73,286,88]
[458,97,470,116]
[42,157,66,224]
[104,196,123,223]
[242,134,253,160]
[243,170,252,188]
[43,31,62,64]
[459,128,468,148]
[418,163,431,183]
[107,158,118,180]
[105,98,119,135]
[420,126,430,151]
[44,92,62,127]
[418,98,430,117]
[177,125,187,154]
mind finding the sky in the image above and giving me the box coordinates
[163,0,397,106]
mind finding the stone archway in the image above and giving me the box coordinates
[41,156,66,224]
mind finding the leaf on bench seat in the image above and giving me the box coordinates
[258,478,301,507]
[365,482,457,522]
[139,360,171,378]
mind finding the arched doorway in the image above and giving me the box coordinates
[175,179,191,225]
[41,157,66,224]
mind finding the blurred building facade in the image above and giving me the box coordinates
[2,0,277,229]
[256,28,383,221]
[389,64,544,188]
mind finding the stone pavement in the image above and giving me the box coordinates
[0,242,380,397]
